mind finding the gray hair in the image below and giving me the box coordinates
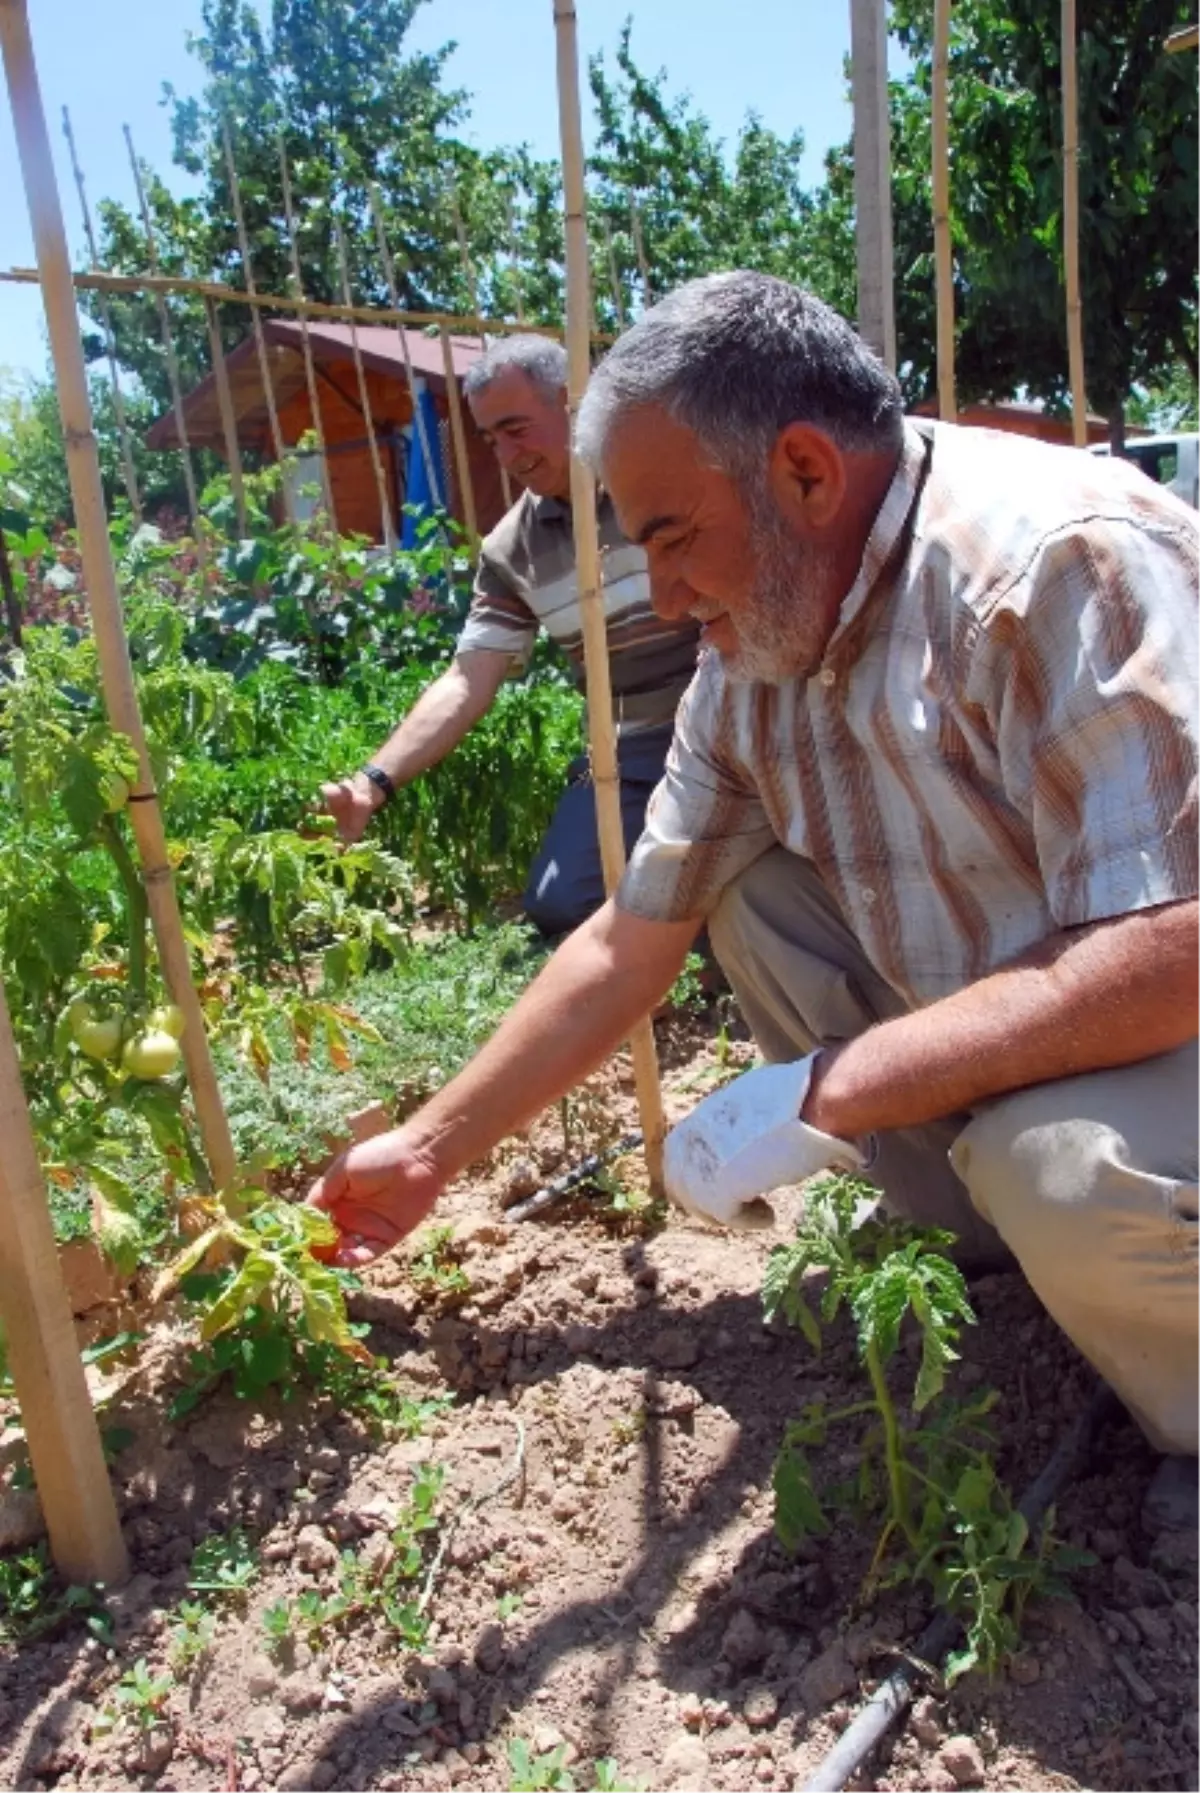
[463,332,568,400]
[575,272,904,479]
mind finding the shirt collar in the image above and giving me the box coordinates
[531,487,614,525]
[823,420,931,656]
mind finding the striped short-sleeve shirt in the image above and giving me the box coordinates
[457,488,700,734]
[618,421,1198,1007]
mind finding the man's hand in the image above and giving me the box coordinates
[306,1130,443,1266]
[664,1055,865,1228]
[318,772,384,847]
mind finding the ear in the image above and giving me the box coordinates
[767,424,847,531]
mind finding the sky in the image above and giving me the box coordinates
[0,0,863,386]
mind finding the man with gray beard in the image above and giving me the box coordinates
[307,273,1198,1528]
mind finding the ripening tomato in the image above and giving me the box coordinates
[120,1029,182,1080]
[146,1002,186,1041]
[75,1012,125,1062]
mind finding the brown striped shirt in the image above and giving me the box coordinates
[618,421,1199,1005]
[457,489,700,734]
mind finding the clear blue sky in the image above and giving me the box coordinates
[1,0,865,385]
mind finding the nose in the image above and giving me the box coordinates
[648,563,696,623]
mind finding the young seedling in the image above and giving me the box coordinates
[107,1658,174,1734]
[409,1225,470,1299]
[763,1173,1093,1678]
[496,1590,524,1621]
[260,1598,295,1658]
[168,1599,216,1671]
[591,1760,642,1792]
[507,1737,575,1792]
[187,1527,259,1601]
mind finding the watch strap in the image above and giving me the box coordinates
[360,763,397,805]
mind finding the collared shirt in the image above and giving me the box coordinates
[456,488,700,735]
[618,421,1199,1006]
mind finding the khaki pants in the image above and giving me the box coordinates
[709,848,1199,1455]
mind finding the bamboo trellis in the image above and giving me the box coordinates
[552,0,666,1193]
[602,216,627,329]
[123,123,199,524]
[439,322,480,548]
[205,295,248,535]
[368,182,450,529]
[278,138,339,531]
[333,214,396,550]
[449,181,514,511]
[932,0,956,423]
[61,105,142,522]
[219,115,293,515]
[1061,0,1088,446]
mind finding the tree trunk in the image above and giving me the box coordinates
[1108,402,1127,457]
[0,522,22,648]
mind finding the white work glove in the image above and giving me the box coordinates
[663,1054,867,1229]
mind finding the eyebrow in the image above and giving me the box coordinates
[633,512,684,546]
[479,413,529,435]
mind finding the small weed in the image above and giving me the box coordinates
[496,1590,524,1621]
[0,1544,111,1645]
[764,1174,1096,1679]
[611,1407,647,1448]
[508,1737,575,1791]
[592,1761,642,1792]
[106,1658,174,1734]
[409,1226,470,1299]
[168,1599,216,1671]
[187,1526,259,1600]
[260,1598,295,1656]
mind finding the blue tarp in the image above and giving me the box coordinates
[401,387,447,546]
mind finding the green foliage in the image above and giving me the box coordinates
[187,1526,260,1599]
[106,1658,174,1733]
[408,1225,471,1299]
[508,1738,576,1793]
[764,1174,1094,1679]
[168,1598,217,1671]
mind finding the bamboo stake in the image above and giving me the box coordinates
[367,183,446,523]
[205,297,247,536]
[122,125,199,524]
[278,138,339,531]
[0,521,22,646]
[0,265,590,342]
[439,323,479,549]
[1061,0,1088,447]
[0,972,129,1587]
[4,1,237,1194]
[449,182,513,509]
[932,0,956,423]
[506,188,527,325]
[333,215,395,549]
[61,106,141,522]
[552,0,665,1192]
[849,0,897,370]
[602,216,626,330]
[219,115,292,507]
[629,195,653,309]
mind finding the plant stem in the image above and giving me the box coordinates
[99,815,148,1002]
[865,1336,917,1549]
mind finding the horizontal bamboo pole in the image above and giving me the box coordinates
[0,264,616,343]
[2,0,238,1196]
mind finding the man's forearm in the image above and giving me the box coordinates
[404,902,699,1179]
[370,652,508,789]
[805,898,1199,1139]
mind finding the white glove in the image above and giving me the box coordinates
[663,1054,866,1229]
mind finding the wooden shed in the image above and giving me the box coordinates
[145,319,509,540]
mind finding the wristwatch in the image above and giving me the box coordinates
[359,763,397,806]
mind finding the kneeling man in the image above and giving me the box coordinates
[308,273,1198,1507]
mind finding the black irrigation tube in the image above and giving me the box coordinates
[802,1380,1120,1792]
[504,1130,645,1224]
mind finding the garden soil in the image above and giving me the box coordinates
[1,1024,1196,1793]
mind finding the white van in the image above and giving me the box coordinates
[1089,432,1199,509]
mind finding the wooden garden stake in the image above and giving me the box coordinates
[552,0,666,1191]
[3,0,237,1192]
[334,215,396,549]
[439,323,480,549]
[368,183,446,525]
[932,0,956,422]
[122,124,200,524]
[219,115,293,517]
[61,105,142,522]
[279,138,339,531]
[205,297,247,536]
[1061,0,1088,446]
[0,973,129,1587]
[450,182,514,509]
[849,0,897,370]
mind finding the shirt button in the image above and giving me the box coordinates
[861,886,877,906]
[819,667,836,687]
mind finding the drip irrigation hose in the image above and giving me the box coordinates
[802,1380,1119,1793]
[505,1130,644,1223]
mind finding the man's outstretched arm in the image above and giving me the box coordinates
[307,901,701,1261]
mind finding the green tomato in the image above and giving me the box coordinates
[63,996,93,1040]
[76,1014,125,1062]
[98,771,131,813]
[120,1028,182,1080]
[146,1002,186,1041]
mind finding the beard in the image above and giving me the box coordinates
[719,492,842,686]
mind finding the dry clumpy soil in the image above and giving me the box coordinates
[1,1031,1197,1793]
